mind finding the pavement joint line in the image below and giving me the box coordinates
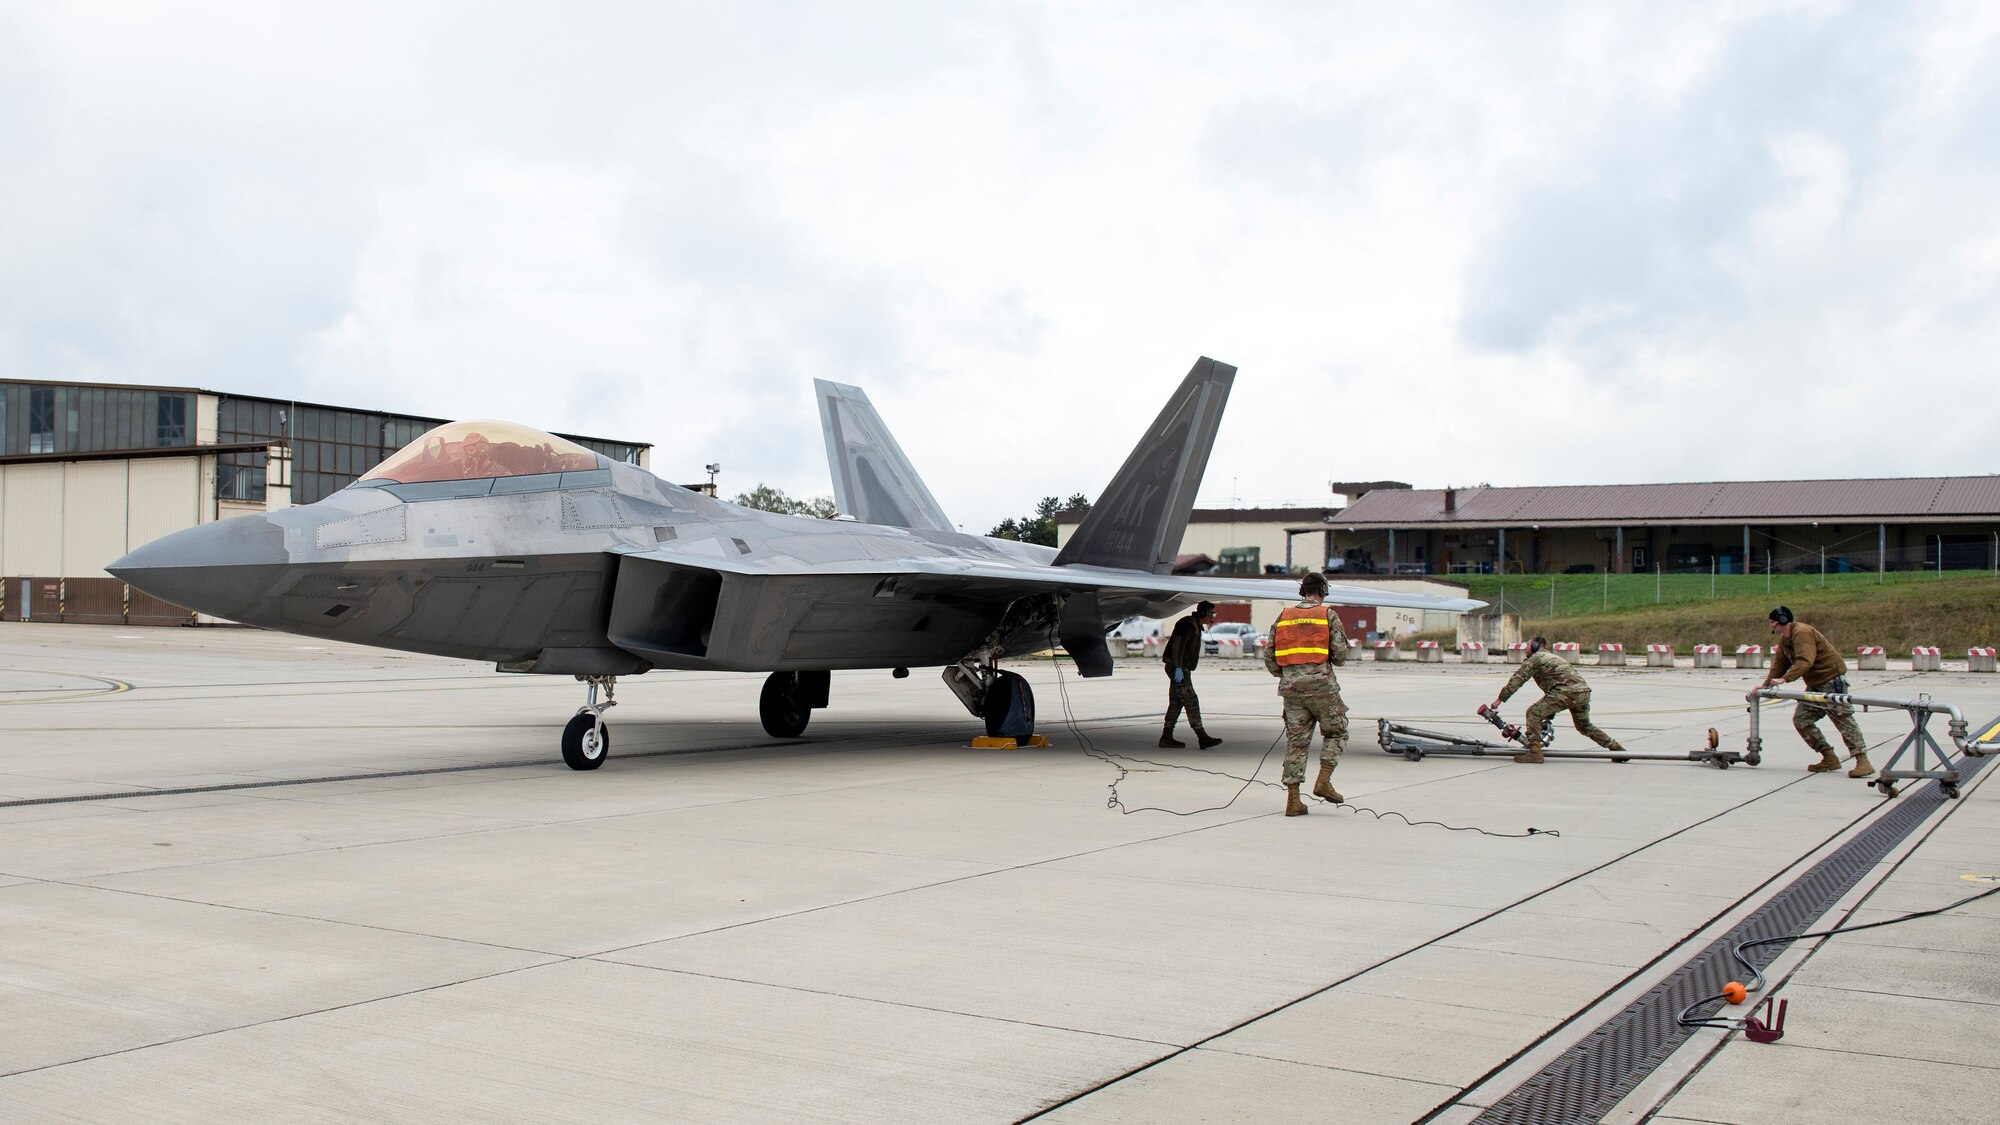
[1606,748,2000,1121]
[1453,733,1997,1125]
[1190,1047,1464,1090]
[0,729,970,809]
[1013,767,1849,1124]
[589,960,1183,1048]
[0,954,567,1082]
[587,807,1268,958]
[1416,800,1893,1123]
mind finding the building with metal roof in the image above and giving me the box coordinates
[1326,477,2000,576]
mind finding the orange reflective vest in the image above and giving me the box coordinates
[1271,606,1332,666]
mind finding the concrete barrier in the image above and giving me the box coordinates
[1735,644,1764,670]
[1372,640,1400,662]
[1970,647,1997,673]
[1460,640,1488,664]
[1693,643,1722,669]
[1552,642,1581,664]
[1506,642,1530,665]
[1142,636,1165,658]
[1645,643,1673,668]
[1214,637,1247,660]
[1415,640,1442,663]
[1856,645,1887,671]
[1911,645,1941,672]
[1595,642,1623,667]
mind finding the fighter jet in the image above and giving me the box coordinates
[110,358,1481,769]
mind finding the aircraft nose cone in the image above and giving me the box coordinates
[109,514,291,618]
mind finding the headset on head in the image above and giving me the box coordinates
[1769,605,1794,626]
[1527,636,1546,656]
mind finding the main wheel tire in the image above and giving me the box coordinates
[981,669,1036,739]
[562,712,609,771]
[760,672,812,738]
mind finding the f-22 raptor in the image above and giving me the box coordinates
[111,358,1480,769]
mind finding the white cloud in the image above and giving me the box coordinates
[2,0,1996,532]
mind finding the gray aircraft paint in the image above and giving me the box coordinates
[111,359,1481,688]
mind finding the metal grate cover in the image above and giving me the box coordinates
[1473,754,1991,1125]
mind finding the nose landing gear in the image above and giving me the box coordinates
[562,675,617,770]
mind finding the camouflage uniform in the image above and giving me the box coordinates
[1260,601,1350,784]
[1766,623,1867,757]
[1498,650,1624,752]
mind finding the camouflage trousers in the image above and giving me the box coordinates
[1794,697,1867,757]
[1164,676,1206,734]
[1280,687,1348,785]
[1524,687,1621,752]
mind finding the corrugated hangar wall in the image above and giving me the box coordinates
[1,456,206,624]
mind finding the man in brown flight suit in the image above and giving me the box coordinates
[1759,605,1872,777]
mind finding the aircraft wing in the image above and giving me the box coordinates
[616,545,1482,612]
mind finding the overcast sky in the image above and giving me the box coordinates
[3,1,1996,532]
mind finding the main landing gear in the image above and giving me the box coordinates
[562,675,616,771]
[942,657,1038,740]
[759,671,831,738]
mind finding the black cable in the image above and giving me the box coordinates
[1046,658,1558,837]
[1677,883,2000,1029]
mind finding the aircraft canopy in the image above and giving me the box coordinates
[361,420,603,484]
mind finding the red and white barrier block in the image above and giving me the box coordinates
[1970,647,1997,673]
[1372,640,1401,662]
[1415,640,1442,663]
[1460,640,1489,664]
[1693,643,1722,669]
[1552,641,1582,664]
[1212,636,1246,659]
[1596,642,1625,667]
[1645,643,1674,668]
[1855,645,1887,671]
[1506,642,1531,665]
[1735,643,1764,670]
[1911,645,1942,672]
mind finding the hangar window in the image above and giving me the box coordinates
[28,386,55,454]
[155,394,188,446]
[360,420,605,485]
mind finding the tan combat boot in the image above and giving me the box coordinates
[1806,748,1842,772]
[1512,743,1544,764]
[1284,784,1308,816]
[1312,763,1343,804]
[1159,726,1185,749]
[1847,753,1875,779]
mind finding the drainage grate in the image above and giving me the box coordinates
[1474,754,1991,1125]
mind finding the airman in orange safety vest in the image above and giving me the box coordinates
[1261,571,1350,817]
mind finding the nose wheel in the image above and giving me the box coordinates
[562,675,616,771]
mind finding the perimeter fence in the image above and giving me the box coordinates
[1465,541,2000,619]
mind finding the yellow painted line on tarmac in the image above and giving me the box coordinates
[0,671,132,705]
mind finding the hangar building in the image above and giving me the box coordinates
[0,379,648,625]
[1324,479,2000,576]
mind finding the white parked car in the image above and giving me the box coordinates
[1104,616,1163,654]
[1202,621,1265,656]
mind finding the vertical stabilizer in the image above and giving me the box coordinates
[814,380,954,532]
[1054,357,1235,573]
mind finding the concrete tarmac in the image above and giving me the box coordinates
[2,623,1997,1123]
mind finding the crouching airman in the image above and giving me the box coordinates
[1486,637,1628,764]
